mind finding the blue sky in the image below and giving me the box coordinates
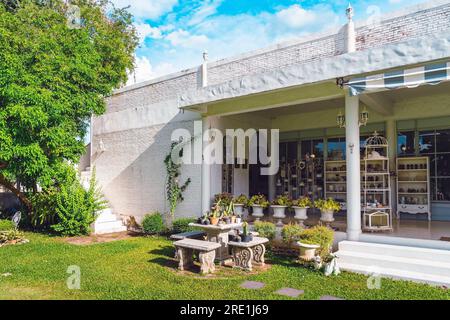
[111,0,429,84]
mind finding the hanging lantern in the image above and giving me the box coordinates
[359,107,369,127]
[337,110,346,128]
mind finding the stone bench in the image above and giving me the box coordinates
[228,237,269,271]
[174,239,221,275]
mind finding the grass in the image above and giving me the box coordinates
[0,232,449,300]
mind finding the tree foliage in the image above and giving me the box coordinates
[0,0,138,210]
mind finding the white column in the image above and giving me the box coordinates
[386,119,397,214]
[346,93,362,241]
[201,51,208,88]
[201,117,211,214]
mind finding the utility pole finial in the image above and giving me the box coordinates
[346,3,354,22]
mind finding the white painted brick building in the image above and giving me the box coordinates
[89,0,450,225]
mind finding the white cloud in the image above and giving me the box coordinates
[127,56,178,85]
[111,0,178,20]
[166,29,209,48]
[275,4,318,29]
[187,0,224,26]
[135,23,162,42]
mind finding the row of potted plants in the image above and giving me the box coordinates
[214,193,341,225]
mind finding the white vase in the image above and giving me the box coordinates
[320,209,335,224]
[252,205,265,221]
[271,205,287,226]
[293,207,309,227]
[234,204,245,217]
[298,242,320,262]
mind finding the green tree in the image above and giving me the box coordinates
[0,0,138,211]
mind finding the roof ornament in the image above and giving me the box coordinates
[346,3,354,22]
[203,50,208,63]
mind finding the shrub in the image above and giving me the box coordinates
[0,219,15,231]
[248,194,270,208]
[281,224,303,246]
[172,218,198,234]
[233,194,249,206]
[314,198,341,212]
[299,225,334,257]
[51,169,107,237]
[291,197,312,208]
[142,212,165,235]
[254,221,276,240]
[214,193,233,206]
[271,195,291,207]
[0,229,26,245]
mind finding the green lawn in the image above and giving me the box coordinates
[0,232,448,300]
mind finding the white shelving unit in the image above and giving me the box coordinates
[362,133,393,232]
[396,157,431,221]
[324,160,347,210]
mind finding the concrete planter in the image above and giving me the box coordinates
[298,242,320,261]
[251,205,265,220]
[271,205,287,226]
[293,206,309,226]
[234,204,245,217]
[320,210,335,223]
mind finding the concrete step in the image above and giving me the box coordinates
[336,241,450,286]
[339,262,450,287]
[339,241,450,263]
[96,209,117,223]
[93,220,127,235]
[337,250,450,277]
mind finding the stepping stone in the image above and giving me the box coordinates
[275,288,304,298]
[241,281,265,290]
[320,295,345,300]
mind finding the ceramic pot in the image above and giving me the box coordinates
[210,217,219,226]
[234,204,245,217]
[271,205,287,226]
[293,207,309,227]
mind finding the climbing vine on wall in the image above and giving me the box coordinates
[164,142,191,221]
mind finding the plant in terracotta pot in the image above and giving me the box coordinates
[297,225,334,262]
[314,198,341,225]
[291,197,312,227]
[271,195,291,226]
[233,194,248,221]
[209,201,223,225]
[223,201,236,224]
[248,194,269,221]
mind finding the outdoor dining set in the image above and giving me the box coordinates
[171,222,269,274]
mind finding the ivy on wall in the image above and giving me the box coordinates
[164,142,191,223]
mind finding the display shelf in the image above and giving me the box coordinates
[362,133,393,232]
[396,157,431,221]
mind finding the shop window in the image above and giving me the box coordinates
[419,131,435,154]
[419,129,450,202]
[397,131,415,156]
[301,139,324,159]
[327,138,346,160]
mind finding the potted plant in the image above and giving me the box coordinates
[314,198,341,224]
[248,194,269,221]
[297,225,334,262]
[291,197,312,227]
[233,194,248,220]
[214,193,233,207]
[241,222,253,243]
[223,202,236,224]
[271,195,291,226]
[209,201,223,226]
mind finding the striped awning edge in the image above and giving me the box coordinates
[347,61,450,96]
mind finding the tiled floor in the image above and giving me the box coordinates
[248,211,450,241]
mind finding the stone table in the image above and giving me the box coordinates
[189,222,243,263]
[228,237,269,271]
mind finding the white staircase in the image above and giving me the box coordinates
[80,167,127,235]
[336,241,450,287]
